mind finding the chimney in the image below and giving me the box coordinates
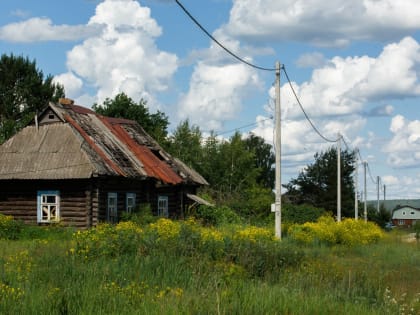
[59,98,74,106]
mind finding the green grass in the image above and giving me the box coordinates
[0,221,419,315]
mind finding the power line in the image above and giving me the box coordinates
[174,0,275,71]
[214,116,273,136]
[367,162,377,185]
[282,65,340,143]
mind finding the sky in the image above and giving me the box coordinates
[1,0,420,201]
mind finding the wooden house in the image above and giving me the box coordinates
[391,205,420,228]
[0,98,208,228]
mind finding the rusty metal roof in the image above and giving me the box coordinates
[0,101,208,186]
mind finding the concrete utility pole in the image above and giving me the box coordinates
[363,161,368,222]
[354,149,359,220]
[383,185,386,203]
[377,176,380,213]
[274,61,282,239]
[337,133,341,222]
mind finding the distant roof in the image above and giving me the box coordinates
[0,100,208,186]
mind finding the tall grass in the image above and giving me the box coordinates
[0,215,419,314]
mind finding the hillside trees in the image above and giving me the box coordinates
[0,54,65,143]
[283,147,356,217]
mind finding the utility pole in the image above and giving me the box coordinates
[377,176,380,213]
[383,184,386,203]
[274,61,282,239]
[337,133,341,222]
[363,161,367,222]
[354,149,358,220]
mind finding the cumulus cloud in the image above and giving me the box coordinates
[224,0,420,46]
[279,37,420,123]
[58,0,178,107]
[53,72,83,98]
[0,17,101,42]
[178,62,261,131]
[384,115,420,168]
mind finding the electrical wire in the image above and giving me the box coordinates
[174,0,276,71]
[214,116,273,136]
[367,162,377,185]
[282,65,340,143]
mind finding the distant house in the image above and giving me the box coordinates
[391,205,420,228]
[0,98,208,228]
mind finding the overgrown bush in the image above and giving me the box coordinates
[120,203,157,225]
[70,222,143,259]
[0,214,23,240]
[193,205,241,226]
[288,215,384,246]
[282,203,327,224]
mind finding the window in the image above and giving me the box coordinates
[398,219,405,225]
[158,196,168,217]
[402,211,406,215]
[126,193,136,213]
[37,191,60,223]
[410,211,415,215]
[107,192,118,223]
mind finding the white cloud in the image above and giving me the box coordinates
[59,0,177,107]
[384,115,420,168]
[280,37,420,123]
[0,17,101,42]
[224,0,420,46]
[178,62,261,131]
[53,72,83,99]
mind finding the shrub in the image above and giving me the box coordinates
[193,205,241,226]
[0,214,23,240]
[288,215,384,246]
[282,203,327,224]
[120,203,157,225]
[70,221,143,259]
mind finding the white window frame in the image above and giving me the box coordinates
[157,196,168,217]
[126,193,136,213]
[37,191,60,223]
[107,192,118,223]
[398,219,405,225]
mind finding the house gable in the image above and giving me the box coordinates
[392,206,420,220]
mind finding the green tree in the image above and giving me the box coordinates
[0,54,64,143]
[167,119,202,171]
[284,147,356,217]
[244,133,275,189]
[92,93,169,145]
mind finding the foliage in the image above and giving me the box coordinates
[0,214,23,240]
[0,218,419,314]
[120,203,157,225]
[367,203,391,229]
[0,53,65,143]
[92,92,169,146]
[284,147,356,217]
[166,119,203,171]
[228,186,274,221]
[244,133,275,189]
[70,222,143,259]
[282,203,327,224]
[288,215,384,246]
[414,221,420,241]
[192,204,241,226]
